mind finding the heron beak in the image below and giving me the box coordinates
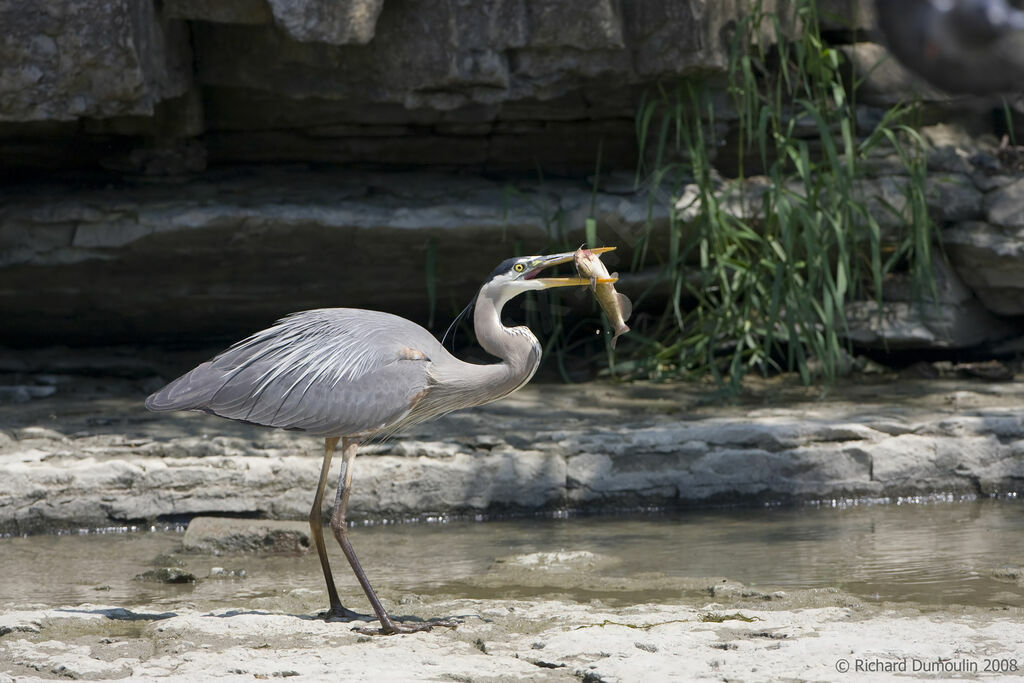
[524,247,618,289]
[529,246,617,269]
[535,275,618,288]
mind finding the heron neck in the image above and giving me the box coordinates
[469,290,542,394]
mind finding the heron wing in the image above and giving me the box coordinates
[146,309,446,436]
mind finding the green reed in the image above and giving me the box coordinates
[635,0,936,388]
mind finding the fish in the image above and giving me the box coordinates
[575,246,632,349]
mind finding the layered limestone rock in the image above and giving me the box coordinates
[0,0,191,121]
[0,0,876,173]
[1,1,1023,353]
[942,178,1024,316]
[845,255,1014,350]
[0,157,1022,348]
[0,168,668,346]
[2,373,1022,533]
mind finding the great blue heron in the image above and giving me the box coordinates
[146,249,616,634]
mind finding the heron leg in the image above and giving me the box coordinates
[310,436,366,620]
[329,438,449,635]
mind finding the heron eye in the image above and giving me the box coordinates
[513,263,525,273]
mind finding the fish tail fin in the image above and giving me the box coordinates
[610,323,630,350]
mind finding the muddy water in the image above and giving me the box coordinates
[2,498,1022,611]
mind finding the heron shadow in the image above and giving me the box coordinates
[55,607,177,621]
[203,608,466,628]
[308,610,484,630]
[207,609,277,618]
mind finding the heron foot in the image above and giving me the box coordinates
[353,618,460,636]
[318,605,374,622]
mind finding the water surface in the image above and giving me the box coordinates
[2,498,1022,611]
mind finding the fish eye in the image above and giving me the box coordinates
[513,263,525,273]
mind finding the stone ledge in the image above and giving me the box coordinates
[3,165,1022,349]
[0,167,667,347]
[2,377,1021,534]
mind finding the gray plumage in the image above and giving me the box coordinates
[145,250,613,635]
[147,281,541,438]
[149,308,465,437]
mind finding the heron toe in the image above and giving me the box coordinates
[353,618,460,636]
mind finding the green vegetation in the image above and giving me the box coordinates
[627,0,936,388]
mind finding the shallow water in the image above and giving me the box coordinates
[2,498,1022,611]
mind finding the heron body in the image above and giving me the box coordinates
[146,307,537,439]
[146,250,615,634]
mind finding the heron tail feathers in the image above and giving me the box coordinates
[145,362,221,412]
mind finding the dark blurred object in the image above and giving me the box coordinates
[955,359,1016,380]
[875,0,1024,93]
[997,133,1024,169]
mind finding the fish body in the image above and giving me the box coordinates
[575,247,632,349]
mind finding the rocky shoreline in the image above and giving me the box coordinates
[2,367,1023,534]
[3,366,1024,680]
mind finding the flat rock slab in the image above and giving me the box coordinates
[1,369,1023,533]
[1,597,1021,681]
[181,517,311,554]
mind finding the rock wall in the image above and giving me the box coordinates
[0,0,1023,353]
[0,0,875,176]
[1,156,1023,349]
[0,168,670,345]
[0,0,191,122]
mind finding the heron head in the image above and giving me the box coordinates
[481,248,617,301]
[487,248,614,288]
[475,248,619,312]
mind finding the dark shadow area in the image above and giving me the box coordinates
[56,607,177,621]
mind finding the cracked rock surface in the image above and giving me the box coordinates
[1,594,1020,681]
[1,359,1023,533]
